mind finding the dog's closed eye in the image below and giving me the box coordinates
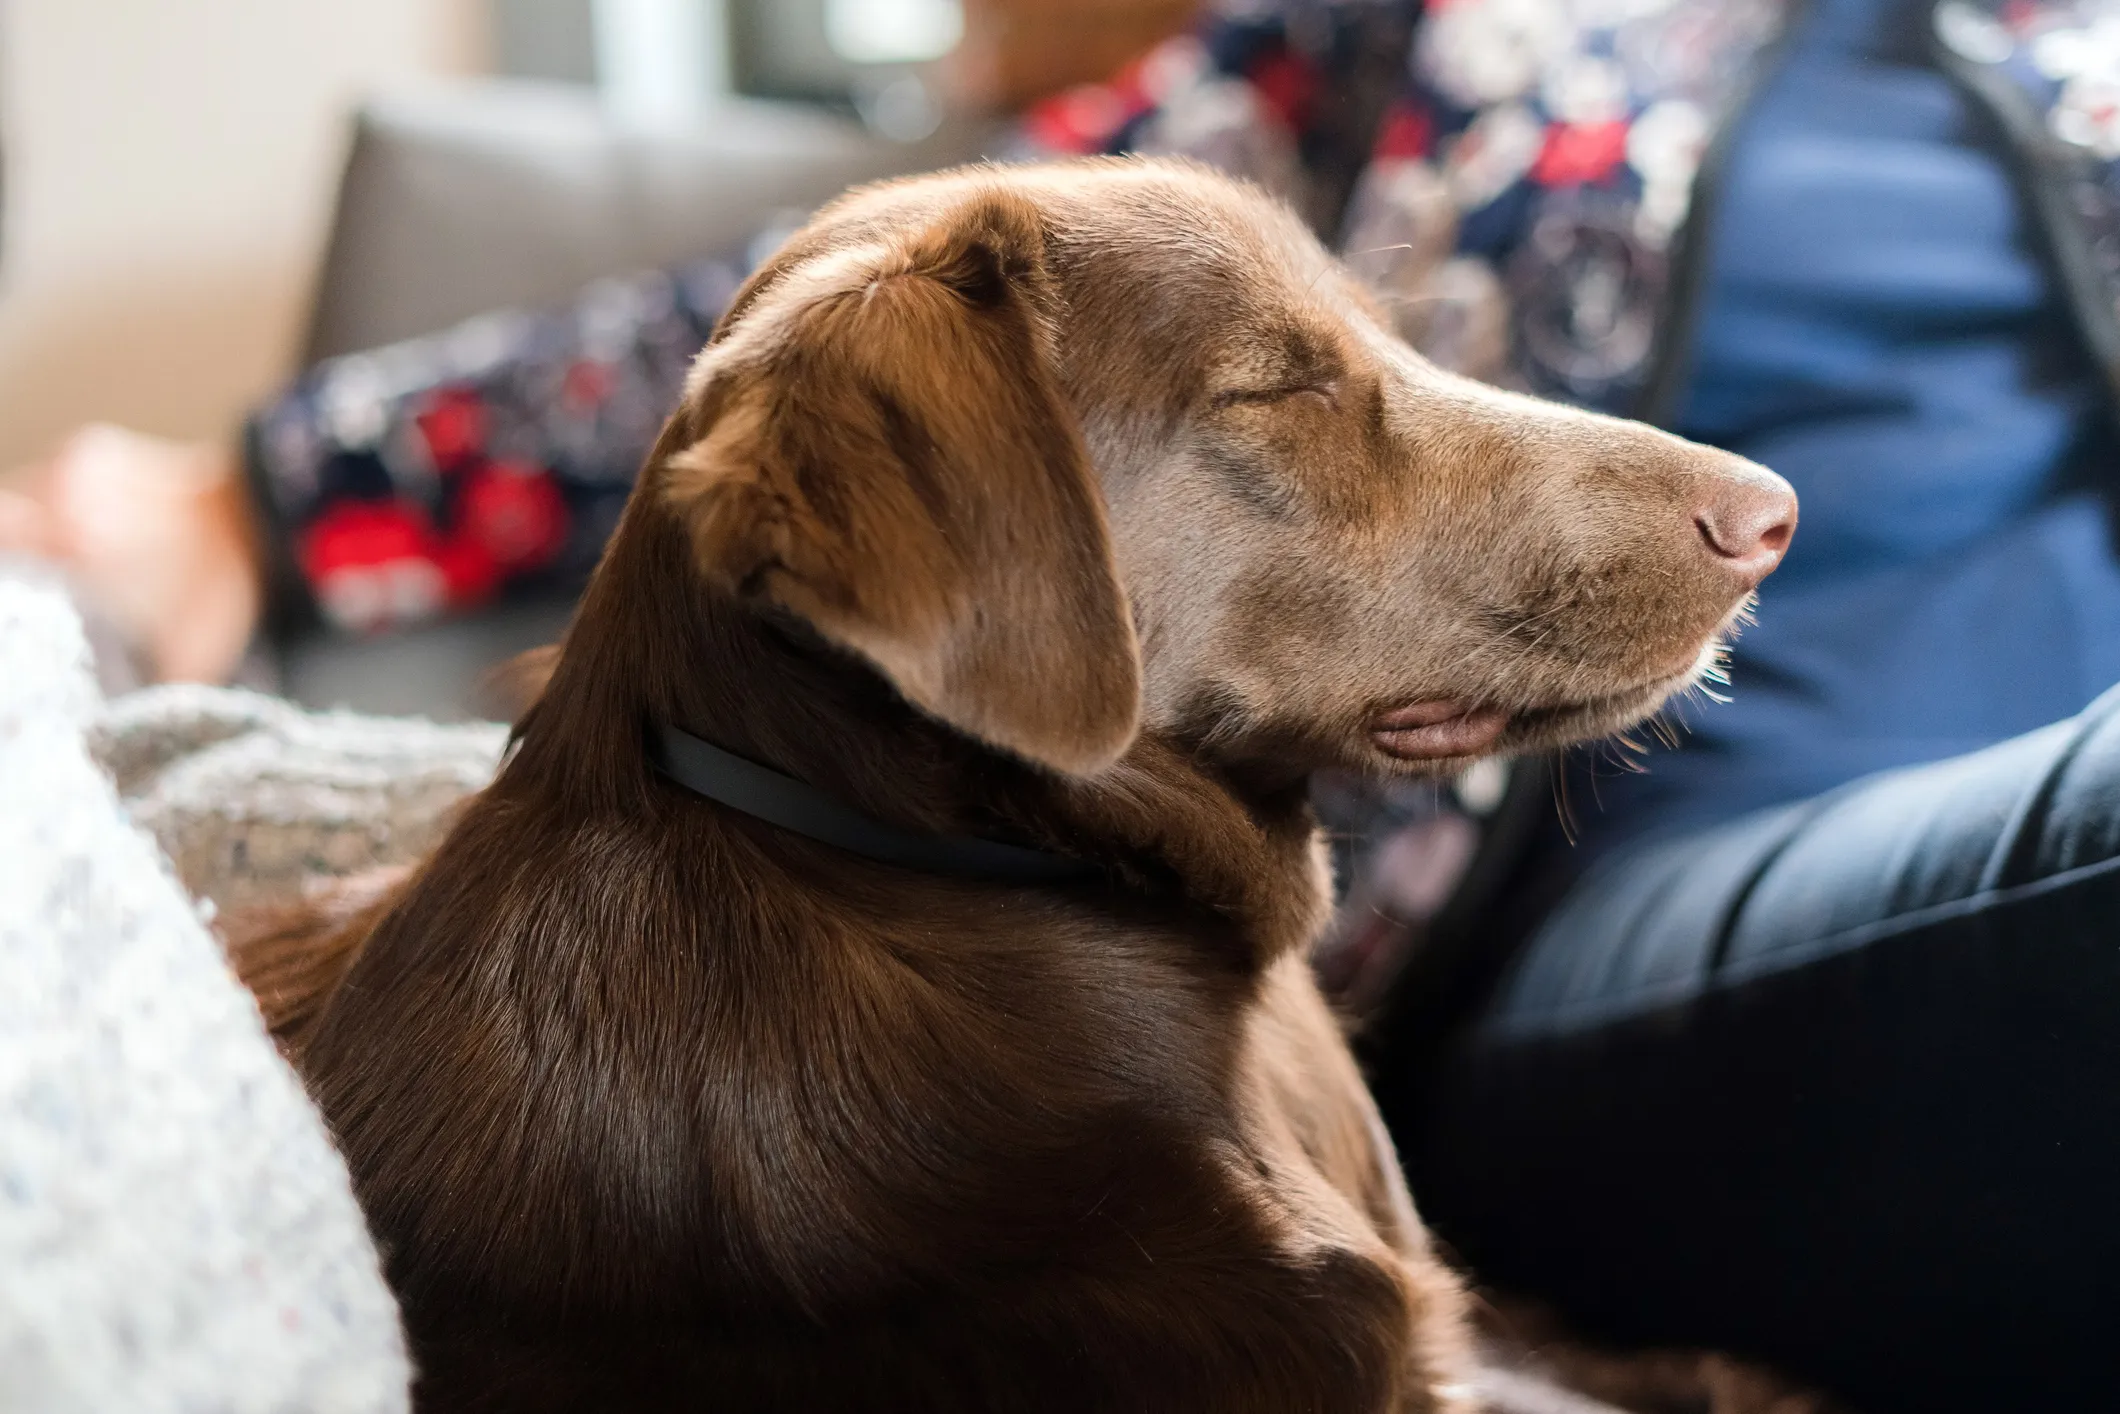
[1211,382,1340,412]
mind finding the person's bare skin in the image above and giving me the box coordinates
[0,425,264,683]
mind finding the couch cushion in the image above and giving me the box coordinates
[303,79,996,361]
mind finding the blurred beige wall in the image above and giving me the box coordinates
[0,0,488,468]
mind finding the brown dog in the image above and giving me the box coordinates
[231,158,1793,1413]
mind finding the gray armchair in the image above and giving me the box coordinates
[277,79,995,717]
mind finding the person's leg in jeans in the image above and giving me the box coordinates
[1386,685,2120,1414]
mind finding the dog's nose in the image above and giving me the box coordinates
[1695,463,1797,586]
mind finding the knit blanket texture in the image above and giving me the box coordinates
[0,580,505,1413]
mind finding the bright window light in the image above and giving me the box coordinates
[593,0,729,122]
[825,0,964,65]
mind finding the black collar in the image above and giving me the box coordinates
[647,722,1100,885]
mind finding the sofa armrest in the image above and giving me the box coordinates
[303,79,998,361]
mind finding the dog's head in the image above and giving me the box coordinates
[660,159,1793,781]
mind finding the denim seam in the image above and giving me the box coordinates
[1978,697,2114,892]
[1703,792,1843,975]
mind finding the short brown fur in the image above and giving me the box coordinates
[228,159,1789,1412]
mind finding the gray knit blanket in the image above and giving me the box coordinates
[0,580,503,1413]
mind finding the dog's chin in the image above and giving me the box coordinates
[1491,678,1687,755]
[1362,644,1723,777]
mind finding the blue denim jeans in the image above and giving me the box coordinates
[1391,684,2120,1414]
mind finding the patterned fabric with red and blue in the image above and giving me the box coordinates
[1013,0,1420,228]
[1017,0,1796,407]
[1343,0,1794,407]
[250,261,743,633]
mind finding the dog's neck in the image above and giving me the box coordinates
[510,497,1332,967]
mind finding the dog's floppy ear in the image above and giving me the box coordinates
[662,188,1141,776]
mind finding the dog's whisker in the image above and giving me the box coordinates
[1454,600,1574,668]
[1370,291,1455,312]
[1550,757,1580,846]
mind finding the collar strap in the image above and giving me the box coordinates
[648,722,1100,885]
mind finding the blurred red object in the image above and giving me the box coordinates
[457,460,570,573]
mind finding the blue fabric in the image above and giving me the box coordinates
[1576,0,2120,848]
[1400,683,2120,1414]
